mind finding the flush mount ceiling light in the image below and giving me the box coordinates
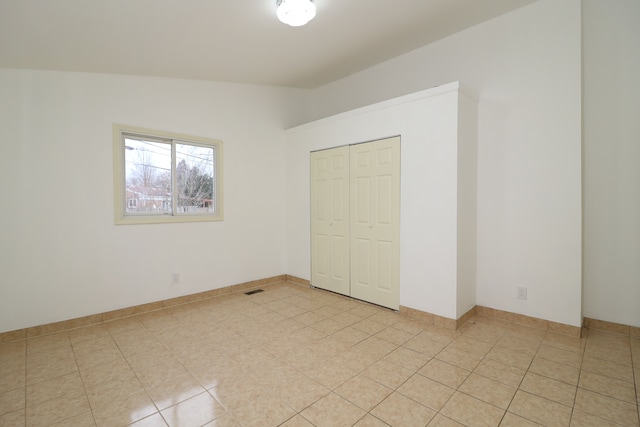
[276,0,316,27]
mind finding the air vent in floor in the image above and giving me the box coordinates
[245,289,264,295]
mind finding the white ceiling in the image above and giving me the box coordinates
[0,0,536,89]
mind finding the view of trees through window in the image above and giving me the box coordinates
[124,136,215,215]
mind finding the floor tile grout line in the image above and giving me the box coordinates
[514,326,586,425]
[446,324,514,426]
[263,290,420,425]
[260,290,632,427]
[443,318,595,426]
[10,283,639,427]
[568,328,589,426]
[462,325,514,427]
[68,334,100,427]
[105,320,169,426]
[576,327,640,426]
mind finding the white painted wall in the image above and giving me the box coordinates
[0,69,304,333]
[285,84,475,320]
[583,0,640,328]
[6,0,631,332]
[288,0,583,326]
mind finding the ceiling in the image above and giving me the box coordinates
[0,0,536,89]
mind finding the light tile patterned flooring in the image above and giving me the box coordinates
[1,282,639,426]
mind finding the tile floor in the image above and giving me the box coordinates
[0,282,639,427]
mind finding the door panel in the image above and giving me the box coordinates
[356,177,371,223]
[377,240,393,291]
[310,146,350,296]
[378,174,393,224]
[315,234,328,276]
[331,235,347,279]
[350,137,400,309]
[355,237,371,286]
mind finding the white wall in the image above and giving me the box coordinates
[0,69,304,333]
[288,0,583,326]
[6,0,628,332]
[583,0,640,328]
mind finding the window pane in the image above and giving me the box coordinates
[124,138,172,215]
[175,143,215,214]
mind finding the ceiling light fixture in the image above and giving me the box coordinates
[276,0,316,27]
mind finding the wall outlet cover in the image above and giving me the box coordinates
[517,286,527,300]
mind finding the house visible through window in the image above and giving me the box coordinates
[114,125,223,224]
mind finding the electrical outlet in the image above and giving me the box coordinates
[517,286,527,300]
[172,273,180,285]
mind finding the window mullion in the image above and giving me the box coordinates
[171,141,177,216]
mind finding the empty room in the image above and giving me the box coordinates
[0,0,638,426]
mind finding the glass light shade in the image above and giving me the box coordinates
[277,0,316,27]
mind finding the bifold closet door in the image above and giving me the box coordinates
[350,137,400,310]
[310,137,400,310]
[310,146,351,296]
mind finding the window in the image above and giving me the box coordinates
[113,124,223,224]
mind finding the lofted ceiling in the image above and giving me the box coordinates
[0,0,537,89]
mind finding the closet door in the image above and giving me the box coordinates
[310,146,350,296]
[350,137,400,310]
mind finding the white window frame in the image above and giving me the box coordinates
[113,124,223,225]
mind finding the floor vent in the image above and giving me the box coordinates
[245,289,264,295]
